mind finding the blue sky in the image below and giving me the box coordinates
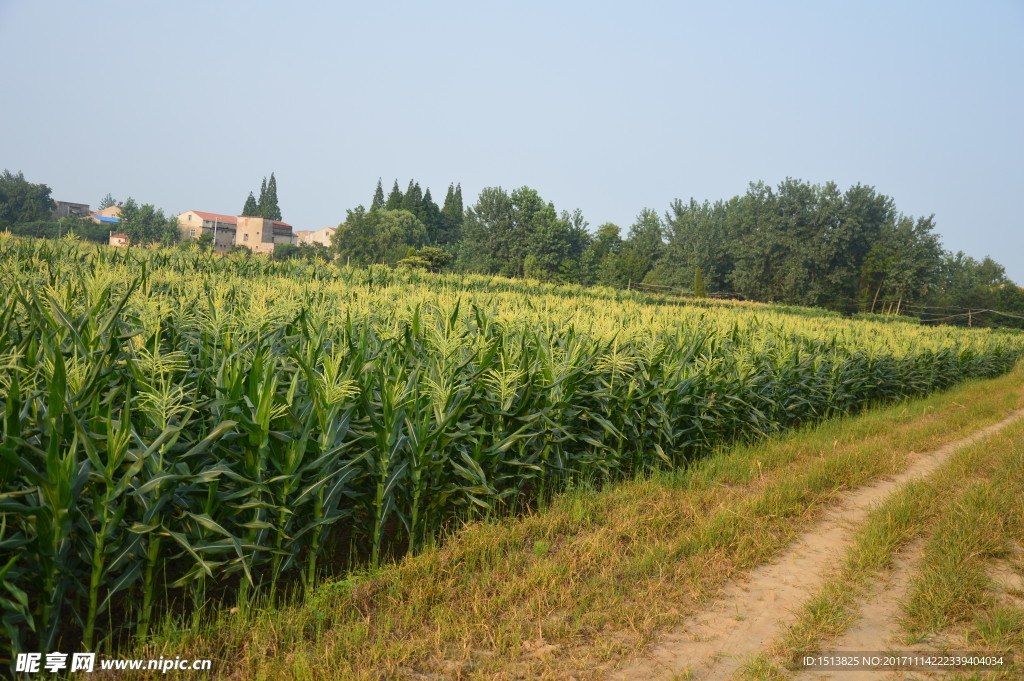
[3,0,1022,282]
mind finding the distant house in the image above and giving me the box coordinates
[236,216,298,255]
[177,211,238,251]
[177,210,297,254]
[109,233,129,247]
[93,205,122,219]
[295,226,335,248]
[52,200,91,219]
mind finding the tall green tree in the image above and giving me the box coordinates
[331,206,376,266]
[585,222,625,287]
[558,208,592,282]
[242,192,258,216]
[458,187,513,274]
[262,173,282,221]
[118,197,180,245]
[588,223,622,263]
[371,179,385,211]
[519,193,569,280]
[385,180,403,210]
[458,186,586,281]
[401,181,423,215]
[438,182,464,246]
[663,198,734,292]
[442,183,457,218]
[615,208,664,285]
[420,187,443,244]
[98,193,117,210]
[332,207,426,266]
[859,214,942,313]
[713,179,899,309]
[257,177,267,213]
[0,170,53,226]
[375,209,426,262]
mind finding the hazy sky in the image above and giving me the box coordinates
[3,1,1022,282]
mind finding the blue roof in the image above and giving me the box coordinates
[93,215,120,223]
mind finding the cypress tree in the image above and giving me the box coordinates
[242,192,258,216]
[385,180,403,210]
[422,187,443,244]
[440,182,465,247]
[401,180,423,214]
[263,173,282,221]
[442,184,455,215]
[442,183,464,223]
[371,179,385,211]
[257,177,268,216]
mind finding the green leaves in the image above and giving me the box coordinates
[0,237,1021,665]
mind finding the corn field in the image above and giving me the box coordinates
[1,234,1022,661]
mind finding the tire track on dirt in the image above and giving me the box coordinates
[608,408,1024,681]
[791,541,925,681]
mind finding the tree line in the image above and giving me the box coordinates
[331,177,1024,329]
[2,168,1020,328]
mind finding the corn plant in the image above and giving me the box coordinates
[0,235,1021,667]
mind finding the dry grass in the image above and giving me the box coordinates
[732,410,1024,681]
[894,418,1024,681]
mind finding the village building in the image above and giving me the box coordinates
[52,200,91,219]
[236,216,297,255]
[295,226,336,247]
[90,204,122,226]
[176,210,297,254]
[93,205,122,219]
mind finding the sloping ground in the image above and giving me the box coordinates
[125,364,1024,680]
[609,409,1024,681]
[758,418,1024,681]
[614,409,1024,681]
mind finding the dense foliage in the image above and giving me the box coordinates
[117,198,180,246]
[333,180,463,266]
[331,177,1024,328]
[0,170,54,226]
[1,236,1021,662]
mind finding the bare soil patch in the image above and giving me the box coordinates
[792,542,925,681]
[608,409,1024,681]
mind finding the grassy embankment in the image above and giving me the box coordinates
[128,363,1024,680]
[737,407,1024,681]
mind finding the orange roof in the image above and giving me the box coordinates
[191,211,238,225]
[191,211,293,229]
